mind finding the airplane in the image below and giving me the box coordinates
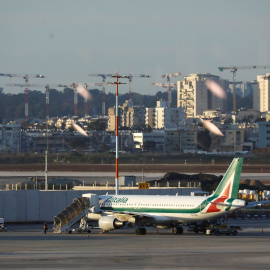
[85,157,256,235]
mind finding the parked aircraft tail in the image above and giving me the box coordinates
[205,158,244,213]
[212,157,243,200]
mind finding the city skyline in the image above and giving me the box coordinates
[1,0,270,95]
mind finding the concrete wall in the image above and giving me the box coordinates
[0,187,201,222]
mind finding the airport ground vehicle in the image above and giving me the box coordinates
[206,226,240,236]
[205,220,241,236]
[0,218,5,232]
[188,219,241,236]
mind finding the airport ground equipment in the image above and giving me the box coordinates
[53,193,99,233]
[0,218,6,232]
[188,219,241,236]
[206,226,240,236]
[187,221,209,234]
[205,220,241,236]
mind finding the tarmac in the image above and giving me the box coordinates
[1,219,270,269]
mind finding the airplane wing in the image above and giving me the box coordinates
[112,210,171,224]
[245,200,270,208]
[211,200,270,208]
[114,210,157,219]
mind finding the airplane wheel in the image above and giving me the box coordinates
[140,228,146,235]
[135,228,141,235]
[178,227,183,234]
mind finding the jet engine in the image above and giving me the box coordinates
[231,199,247,208]
[98,216,124,231]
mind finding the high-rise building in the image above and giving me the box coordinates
[177,73,228,118]
[254,74,270,112]
[237,81,257,98]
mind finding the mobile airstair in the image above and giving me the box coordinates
[53,193,99,233]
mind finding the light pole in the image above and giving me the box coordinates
[108,74,127,195]
[45,106,48,191]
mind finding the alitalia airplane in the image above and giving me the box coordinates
[85,158,263,235]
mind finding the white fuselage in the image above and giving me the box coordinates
[90,194,239,223]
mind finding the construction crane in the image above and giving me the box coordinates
[151,82,177,107]
[88,74,114,116]
[153,73,181,107]
[71,82,106,116]
[218,65,270,112]
[89,73,151,115]
[0,73,44,79]
[6,83,68,119]
[1,74,45,120]
[124,74,151,100]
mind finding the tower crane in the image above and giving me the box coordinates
[71,82,106,116]
[218,65,270,112]
[1,73,45,120]
[88,74,114,116]
[124,74,151,100]
[6,83,68,119]
[153,73,181,107]
[89,73,151,115]
[152,82,177,107]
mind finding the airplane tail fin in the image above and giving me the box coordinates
[212,157,243,200]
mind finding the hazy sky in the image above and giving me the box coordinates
[1,0,270,95]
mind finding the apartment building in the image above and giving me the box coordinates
[133,131,164,151]
[107,100,146,131]
[164,125,198,153]
[258,121,270,148]
[144,101,186,130]
[218,124,246,152]
[177,73,228,118]
[145,107,155,128]
[254,74,270,112]
[0,124,21,153]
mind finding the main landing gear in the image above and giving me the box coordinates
[135,227,146,235]
[135,226,184,235]
[172,226,183,234]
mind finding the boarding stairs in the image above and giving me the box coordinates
[53,194,99,233]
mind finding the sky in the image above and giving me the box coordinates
[1,0,270,95]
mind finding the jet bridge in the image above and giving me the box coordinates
[53,193,99,233]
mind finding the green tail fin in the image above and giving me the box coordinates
[212,158,243,200]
